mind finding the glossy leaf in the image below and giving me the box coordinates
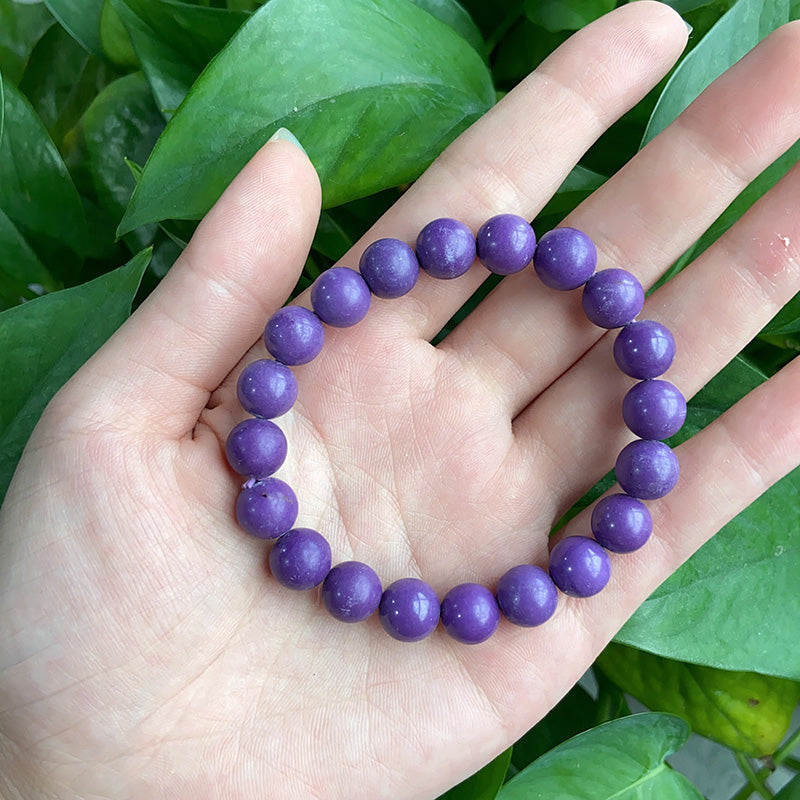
[0,0,54,84]
[644,0,794,144]
[597,644,800,756]
[0,207,58,309]
[19,24,111,147]
[0,73,87,269]
[111,0,248,116]
[497,714,701,799]
[410,0,484,53]
[118,0,495,233]
[438,748,511,800]
[617,357,800,679]
[43,0,104,55]
[525,0,616,32]
[0,248,150,504]
[65,73,163,229]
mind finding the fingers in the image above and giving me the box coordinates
[446,21,800,418]
[513,148,800,518]
[58,138,321,438]
[319,1,688,343]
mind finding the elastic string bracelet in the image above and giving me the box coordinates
[226,215,685,645]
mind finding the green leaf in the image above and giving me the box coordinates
[0,248,150,504]
[510,685,599,771]
[597,644,800,756]
[18,24,112,148]
[775,774,800,800]
[0,0,54,85]
[437,748,511,800]
[111,0,248,116]
[0,72,87,271]
[100,0,139,69]
[497,714,702,799]
[118,0,495,233]
[64,72,164,238]
[643,0,793,145]
[0,207,58,309]
[617,356,800,679]
[43,0,104,55]
[525,0,616,32]
[409,0,484,54]
[312,211,354,262]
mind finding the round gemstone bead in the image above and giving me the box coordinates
[235,477,298,539]
[264,306,324,365]
[476,213,536,275]
[614,320,676,379]
[378,578,440,642]
[322,561,382,623]
[310,266,371,327]
[615,440,680,500]
[581,268,645,328]
[440,583,500,644]
[237,359,297,419]
[496,564,558,627]
[225,418,287,477]
[622,379,687,441]
[532,227,597,290]
[359,238,420,299]
[415,218,476,280]
[549,536,611,597]
[591,493,653,553]
[269,528,332,590]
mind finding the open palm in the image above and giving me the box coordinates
[3,4,800,798]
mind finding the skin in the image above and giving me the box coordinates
[2,3,800,798]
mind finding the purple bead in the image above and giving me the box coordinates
[496,565,558,627]
[264,306,324,365]
[549,536,611,598]
[237,359,297,419]
[622,379,687,440]
[614,320,676,379]
[476,214,536,275]
[225,418,287,477]
[378,578,440,642]
[581,269,645,328]
[359,238,419,299]
[415,218,476,280]
[235,477,298,539]
[615,440,679,500]
[440,583,500,644]
[310,266,371,327]
[533,227,597,290]
[591,494,653,553]
[321,561,382,623]
[269,528,332,590]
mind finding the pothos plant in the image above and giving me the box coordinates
[1,0,799,797]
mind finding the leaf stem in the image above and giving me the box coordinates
[775,727,800,765]
[735,752,773,800]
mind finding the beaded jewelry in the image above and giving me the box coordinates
[227,215,686,645]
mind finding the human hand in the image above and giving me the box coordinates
[2,3,800,798]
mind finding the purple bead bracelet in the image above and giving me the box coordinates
[225,214,684,644]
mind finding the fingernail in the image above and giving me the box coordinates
[684,19,693,35]
[268,127,307,155]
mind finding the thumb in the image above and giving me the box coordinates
[66,130,321,438]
